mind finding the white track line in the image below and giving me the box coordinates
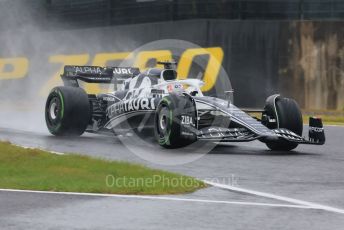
[10,143,65,155]
[0,188,316,210]
[205,180,344,215]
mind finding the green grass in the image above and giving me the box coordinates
[0,141,206,195]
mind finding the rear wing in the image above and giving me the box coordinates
[61,65,140,87]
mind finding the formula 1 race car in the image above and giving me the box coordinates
[45,61,325,150]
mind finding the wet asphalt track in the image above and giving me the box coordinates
[0,125,344,229]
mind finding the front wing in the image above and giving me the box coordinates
[197,126,325,145]
[191,97,325,146]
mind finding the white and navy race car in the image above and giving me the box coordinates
[45,61,325,150]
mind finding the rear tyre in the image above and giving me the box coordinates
[154,94,197,148]
[45,86,91,136]
[264,96,303,151]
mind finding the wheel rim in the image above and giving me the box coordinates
[159,114,167,131]
[49,98,59,120]
[158,106,169,136]
[46,96,61,128]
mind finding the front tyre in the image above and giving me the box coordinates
[155,94,197,148]
[263,95,303,151]
[45,86,91,136]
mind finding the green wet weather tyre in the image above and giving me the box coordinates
[154,94,197,148]
[45,86,91,136]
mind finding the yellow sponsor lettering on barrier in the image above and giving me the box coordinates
[2,47,224,95]
[0,57,29,79]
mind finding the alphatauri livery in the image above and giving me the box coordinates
[45,61,325,150]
